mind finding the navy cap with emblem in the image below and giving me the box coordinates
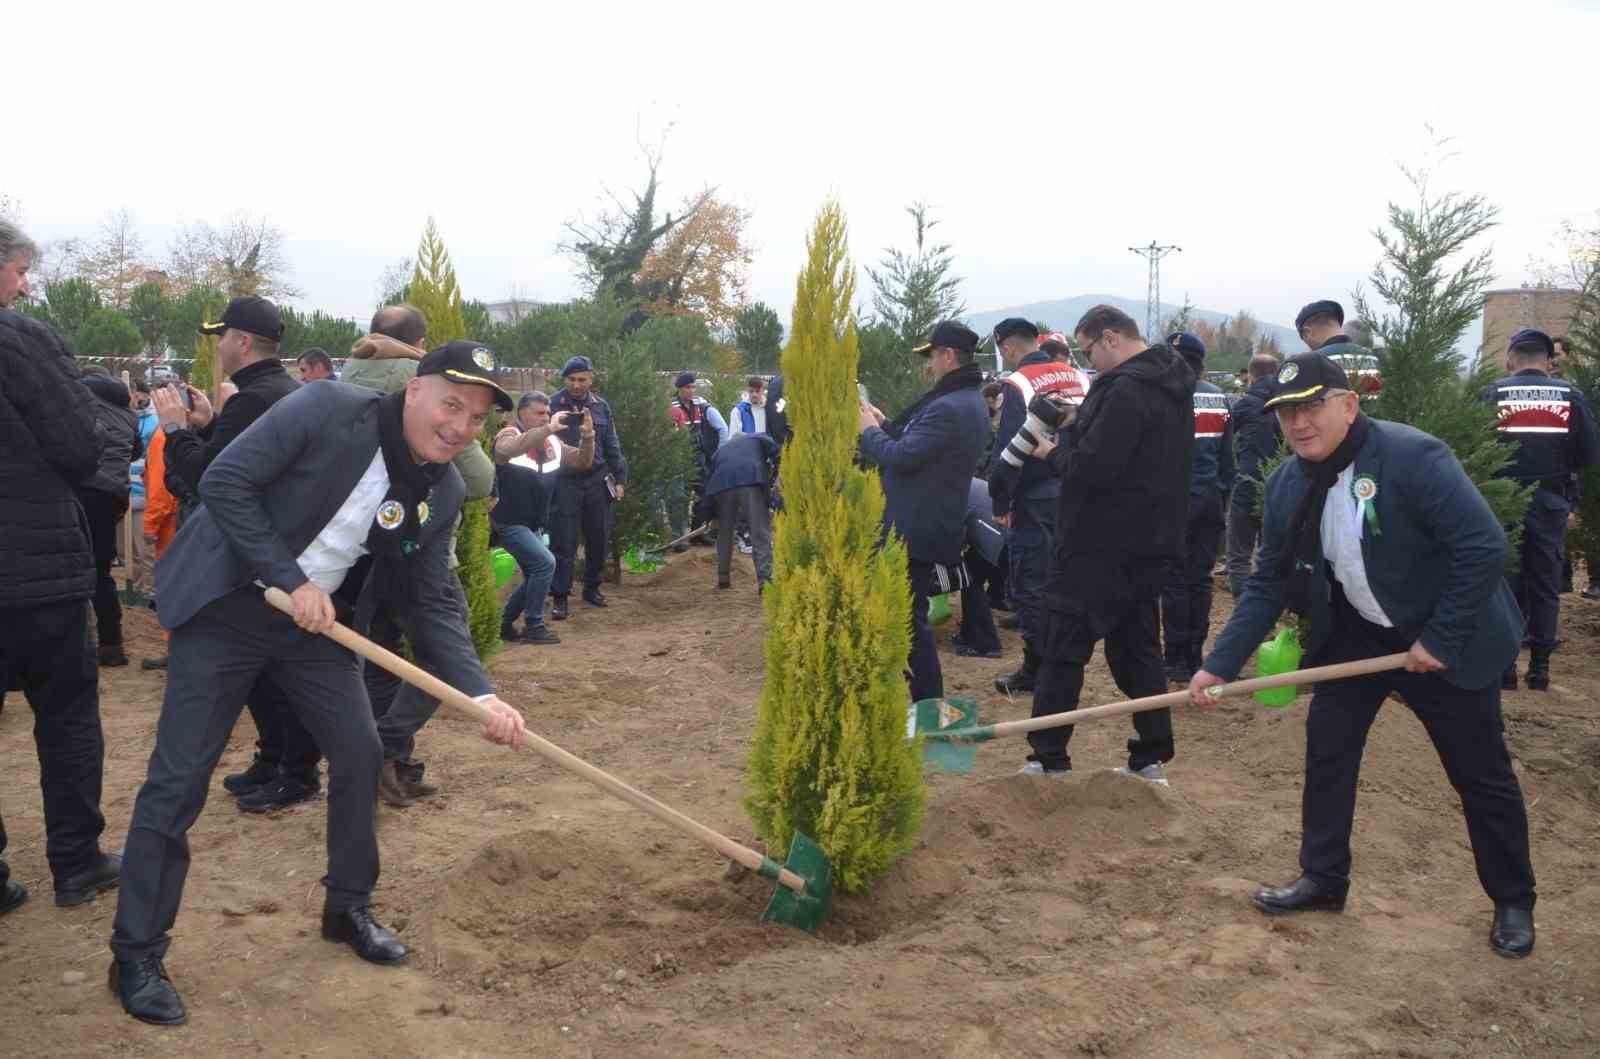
[1263,352,1355,410]
[560,355,594,377]
[1167,331,1207,360]
[992,318,1039,345]
[1294,299,1345,333]
[417,340,514,411]
[198,296,284,342]
[912,320,980,357]
[1507,328,1554,356]
[673,371,697,389]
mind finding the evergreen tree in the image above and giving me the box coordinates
[733,301,783,374]
[457,420,503,661]
[1353,166,1531,540]
[409,216,467,347]
[127,282,168,355]
[75,307,143,360]
[31,277,102,345]
[600,335,693,556]
[745,200,924,894]
[866,201,965,346]
[855,319,923,420]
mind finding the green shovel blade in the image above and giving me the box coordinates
[761,832,833,932]
[906,698,984,774]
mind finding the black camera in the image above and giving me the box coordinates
[1000,393,1073,468]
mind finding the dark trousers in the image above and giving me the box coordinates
[957,548,1003,654]
[714,486,773,582]
[0,601,105,886]
[550,475,612,596]
[375,575,472,763]
[1006,492,1058,653]
[1299,596,1535,907]
[1161,490,1226,666]
[1027,559,1174,771]
[111,588,383,961]
[1225,485,1261,596]
[247,672,322,777]
[987,544,1010,610]
[907,561,944,703]
[80,490,128,648]
[1511,487,1568,651]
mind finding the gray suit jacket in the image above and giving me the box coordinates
[155,381,490,697]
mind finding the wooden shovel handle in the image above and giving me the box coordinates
[984,652,1411,740]
[262,587,807,893]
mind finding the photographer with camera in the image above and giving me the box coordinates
[859,321,990,704]
[1018,306,1193,783]
[986,320,1089,694]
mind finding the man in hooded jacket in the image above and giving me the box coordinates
[1020,305,1193,783]
[79,371,143,667]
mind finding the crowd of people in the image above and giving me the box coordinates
[0,210,1588,1026]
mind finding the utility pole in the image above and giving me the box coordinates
[1129,241,1181,341]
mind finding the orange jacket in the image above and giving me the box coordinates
[142,429,179,553]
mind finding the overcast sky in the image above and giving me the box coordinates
[10,1,1597,336]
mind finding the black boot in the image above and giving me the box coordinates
[222,753,278,796]
[55,851,121,907]
[1526,649,1551,691]
[550,596,569,621]
[109,956,187,1025]
[995,646,1040,695]
[1502,664,1519,691]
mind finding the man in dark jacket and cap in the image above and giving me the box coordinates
[1226,353,1281,595]
[1020,305,1193,783]
[1159,332,1234,682]
[548,355,627,617]
[860,320,990,704]
[0,307,123,917]
[80,370,143,667]
[1190,351,1535,960]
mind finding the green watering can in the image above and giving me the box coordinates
[927,593,952,626]
[491,547,517,589]
[1254,627,1302,707]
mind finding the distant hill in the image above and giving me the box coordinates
[964,294,1307,367]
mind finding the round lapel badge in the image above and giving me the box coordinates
[1352,475,1377,503]
[1278,363,1300,383]
[417,500,430,526]
[377,499,405,531]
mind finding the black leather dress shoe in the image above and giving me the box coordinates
[0,879,28,915]
[109,956,187,1025]
[237,772,320,814]
[321,906,408,964]
[1250,875,1348,915]
[582,588,608,607]
[1490,904,1535,958]
[55,851,121,907]
[223,754,278,796]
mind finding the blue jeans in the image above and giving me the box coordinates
[498,524,556,629]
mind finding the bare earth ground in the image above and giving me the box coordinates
[2,548,1597,1058]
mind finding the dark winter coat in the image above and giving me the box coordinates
[0,310,102,608]
[164,356,300,503]
[1482,368,1600,486]
[859,369,991,566]
[81,372,142,499]
[1229,374,1281,512]
[704,432,778,499]
[1045,343,1195,565]
[1206,420,1520,691]
[549,389,627,484]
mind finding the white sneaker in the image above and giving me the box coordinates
[737,540,754,555]
[1114,763,1170,787]
[1017,761,1069,778]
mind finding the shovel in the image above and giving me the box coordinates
[909,652,1409,774]
[262,587,832,931]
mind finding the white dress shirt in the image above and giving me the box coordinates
[296,449,390,593]
[1320,464,1394,628]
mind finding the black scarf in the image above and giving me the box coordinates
[364,390,448,603]
[1277,412,1371,616]
[883,362,985,438]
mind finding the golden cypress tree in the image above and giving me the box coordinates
[189,290,223,395]
[410,215,466,346]
[744,200,923,893]
[409,215,495,657]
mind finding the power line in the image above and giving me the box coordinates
[1128,241,1181,341]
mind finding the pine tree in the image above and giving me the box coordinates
[408,216,494,657]
[189,289,224,394]
[409,216,467,347]
[1353,163,1531,540]
[745,200,924,893]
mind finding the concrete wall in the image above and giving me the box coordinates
[1481,288,1580,366]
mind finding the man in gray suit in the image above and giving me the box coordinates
[109,342,526,1026]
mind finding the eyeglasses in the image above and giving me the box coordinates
[1274,395,1333,421]
[1080,335,1103,360]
